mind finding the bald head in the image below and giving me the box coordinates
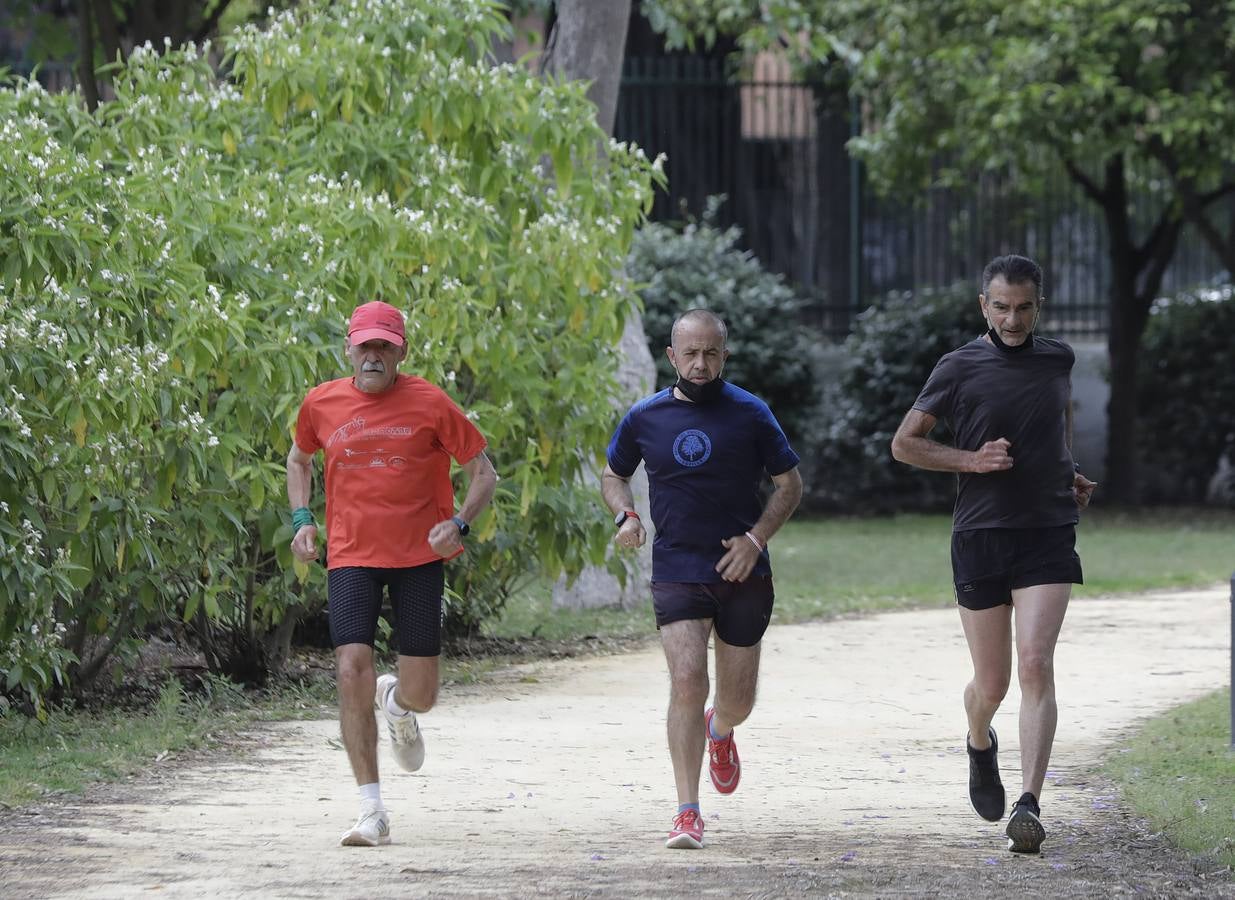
[667,308,729,393]
[670,308,727,350]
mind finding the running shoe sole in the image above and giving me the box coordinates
[665,832,704,850]
[340,811,391,847]
[1006,807,1046,854]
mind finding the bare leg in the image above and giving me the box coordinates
[394,654,440,712]
[660,619,713,805]
[710,637,760,736]
[958,604,1013,749]
[336,643,378,784]
[1012,583,1071,799]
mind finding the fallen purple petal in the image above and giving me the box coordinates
[983,858,999,866]
[1052,863,1067,871]
[840,851,857,862]
[590,853,605,861]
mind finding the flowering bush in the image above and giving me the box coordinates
[0,0,661,710]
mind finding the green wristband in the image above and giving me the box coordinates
[291,507,315,530]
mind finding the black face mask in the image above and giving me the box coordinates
[987,327,1033,354]
[675,375,725,404]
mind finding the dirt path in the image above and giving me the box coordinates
[3,587,1233,898]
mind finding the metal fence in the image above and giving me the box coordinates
[615,56,1232,339]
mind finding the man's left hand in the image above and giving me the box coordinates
[1073,472,1097,509]
[428,518,465,557]
[716,534,761,583]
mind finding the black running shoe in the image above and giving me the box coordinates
[966,727,1005,822]
[1006,792,1046,854]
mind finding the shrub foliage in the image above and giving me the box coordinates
[808,286,983,512]
[628,201,822,446]
[1136,285,1235,505]
[0,0,660,711]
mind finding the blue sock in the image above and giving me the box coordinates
[678,802,700,815]
[708,716,730,741]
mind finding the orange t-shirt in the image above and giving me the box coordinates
[294,374,487,570]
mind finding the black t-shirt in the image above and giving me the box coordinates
[912,335,1077,532]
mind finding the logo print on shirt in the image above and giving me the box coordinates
[672,429,712,467]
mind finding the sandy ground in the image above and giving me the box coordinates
[2,587,1233,899]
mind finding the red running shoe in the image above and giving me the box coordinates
[665,808,704,850]
[705,707,741,794]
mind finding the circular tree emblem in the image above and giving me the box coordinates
[672,429,712,467]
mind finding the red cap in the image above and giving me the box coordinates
[348,301,405,347]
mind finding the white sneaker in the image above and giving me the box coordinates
[375,673,427,771]
[340,800,391,847]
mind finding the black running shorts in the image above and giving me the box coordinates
[951,525,1083,611]
[650,577,775,647]
[327,561,444,657]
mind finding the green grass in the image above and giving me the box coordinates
[0,675,334,810]
[485,508,1235,634]
[751,508,1235,625]
[1104,688,1235,869]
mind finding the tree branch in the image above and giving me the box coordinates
[1062,157,1108,206]
[75,0,100,111]
[192,0,235,45]
[1138,212,1183,303]
[91,0,125,66]
[1200,182,1235,207]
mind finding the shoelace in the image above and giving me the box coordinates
[672,809,701,832]
[709,733,735,766]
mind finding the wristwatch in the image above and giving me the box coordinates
[451,515,470,537]
[614,509,639,528]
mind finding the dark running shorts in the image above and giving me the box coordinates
[327,561,444,657]
[951,525,1083,611]
[650,576,775,647]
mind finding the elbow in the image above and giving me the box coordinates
[889,434,906,463]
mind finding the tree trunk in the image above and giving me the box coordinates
[1104,263,1142,504]
[1096,156,1181,504]
[75,0,100,111]
[542,0,631,136]
[91,0,125,66]
[539,0,656,610]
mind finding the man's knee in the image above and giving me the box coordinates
[336,644,375,688]
[1017,651,1055,693]
[669,667,709,707]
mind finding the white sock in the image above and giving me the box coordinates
[359,782,383,809]
[385,689,411,718]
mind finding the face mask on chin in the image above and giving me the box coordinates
[987,326,1033,354]
[675,374,725,403]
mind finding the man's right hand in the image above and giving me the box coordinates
[970,438,1013,473]
[614,518,646,550]
[291,524,319,561]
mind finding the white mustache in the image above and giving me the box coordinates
[362,362,385,373]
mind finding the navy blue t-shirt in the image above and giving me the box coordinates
[606,382,800,583]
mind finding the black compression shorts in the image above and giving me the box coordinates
[327,561,444,657]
